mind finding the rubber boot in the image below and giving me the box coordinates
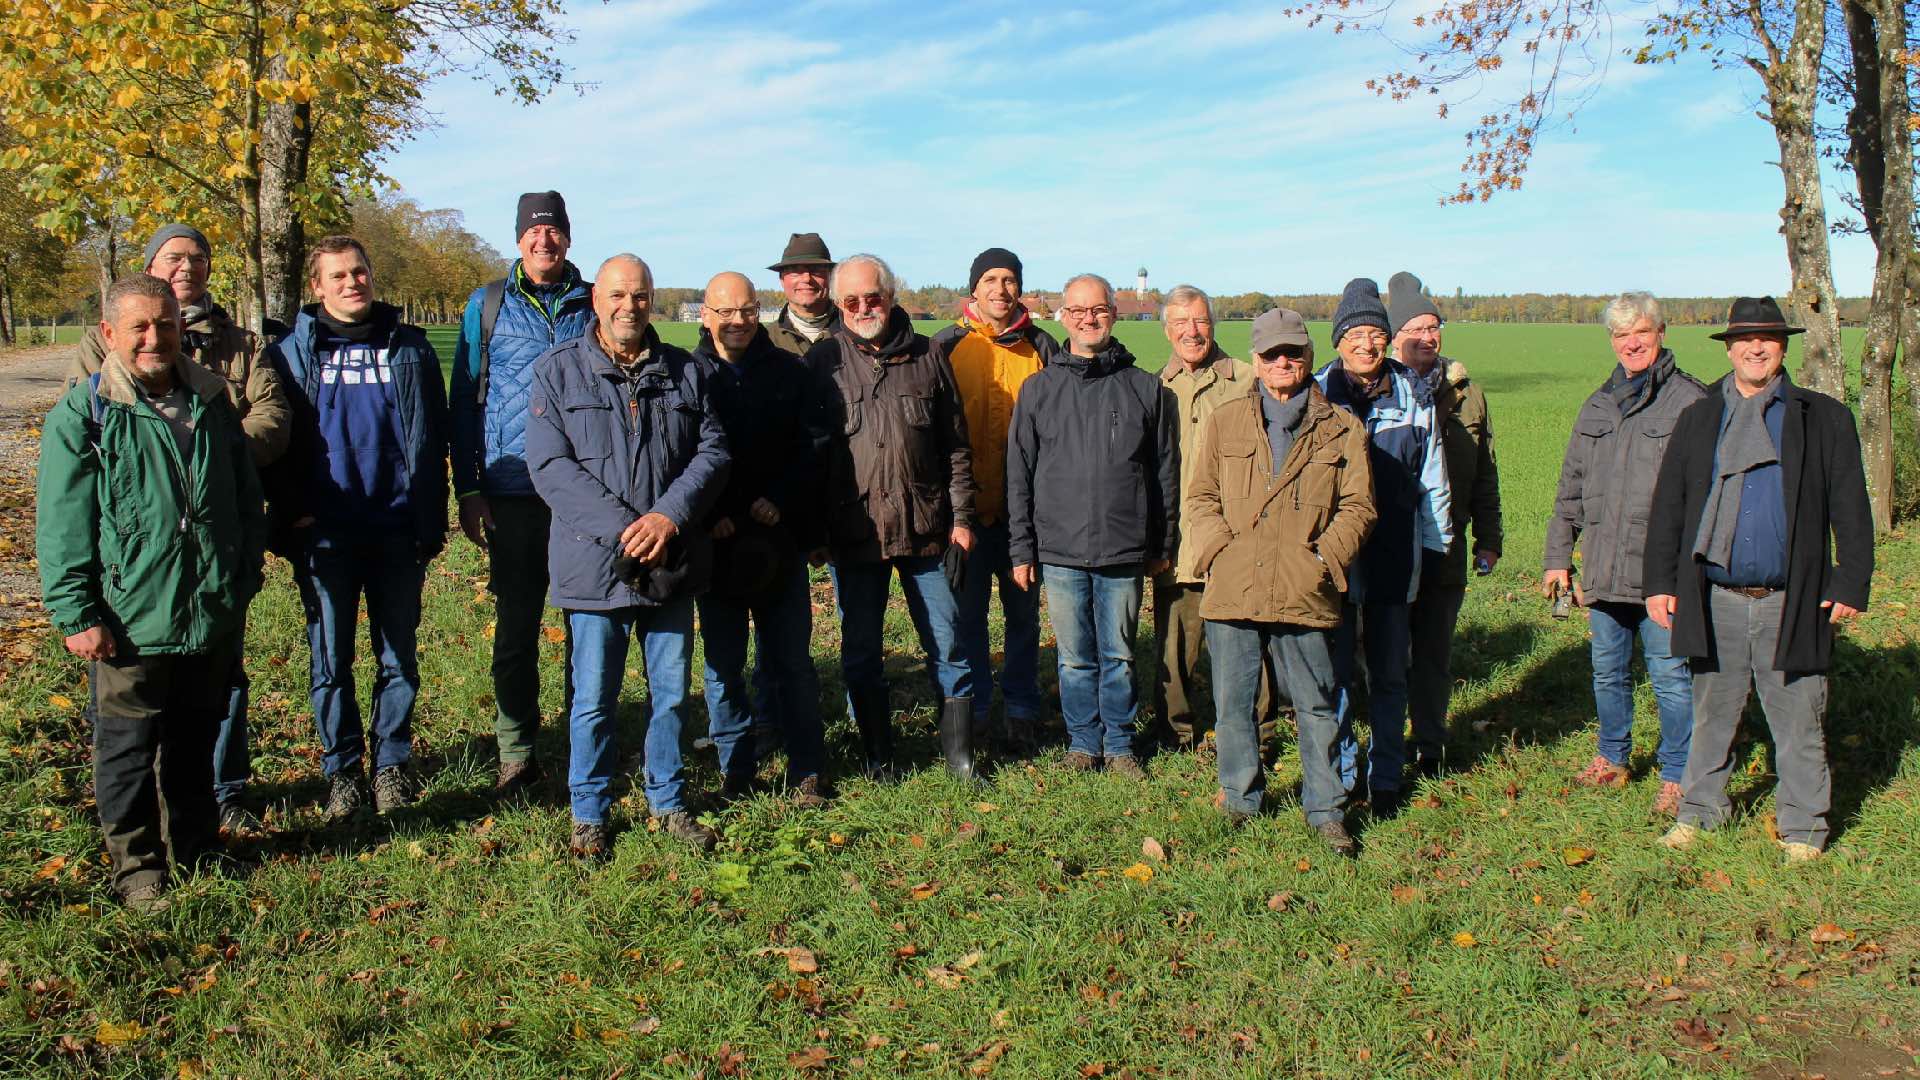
[851,686,896,781]
[939,697,977,782]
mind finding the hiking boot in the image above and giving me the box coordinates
[218,800,265,838]
[121,881,171,914]
[1061,751,1099,771]
[323,772,368,822]
[1105,754,1147,781]
[1369,786,1405,819]
[850,687,896,782]
[493,758,541,799]
[373,766,415,815]
[719,771,756,803]
[789,774,829,809]
[1315,820,1357,857]
[570,821,610,861]
[1778,839,1822,863]
[1652,781,1683,818]
[659,811,719,854]
[1658,822,1701,850]
[1574,754,1630,788]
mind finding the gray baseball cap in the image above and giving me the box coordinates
[1250,308,1312,354]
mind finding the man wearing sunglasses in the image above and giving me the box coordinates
[807,254,978,781]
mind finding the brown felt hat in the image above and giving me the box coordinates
[768,232,834,271]
[1709,296,1805,340]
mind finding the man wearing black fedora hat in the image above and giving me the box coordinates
[766,233,840,357]
[1644,296,1873,862]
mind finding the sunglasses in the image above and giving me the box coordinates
[839,293,888,313]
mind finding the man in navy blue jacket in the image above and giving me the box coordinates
[449,192,595,797]
[265,235,449,822]
[527,254,730,859]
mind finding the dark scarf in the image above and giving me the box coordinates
[1692,374,1783,566]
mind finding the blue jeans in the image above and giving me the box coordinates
[833,556,971,701]
[1332,599,1413,795]
[1041,564,1144,758]
[699,564,825,783]
[294,533,426,778]
[212,647,250,804]
[1588,601,1693,782]
[565,599,695,823]
[1206,619,1343,824]
[957,521,1042,722]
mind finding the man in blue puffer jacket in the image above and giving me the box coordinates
[527,254,730,860]
[449,192,595,797]
[1314,278,1453,818]
[265,235,449,822]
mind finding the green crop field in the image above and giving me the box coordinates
[2,321,1916,1077]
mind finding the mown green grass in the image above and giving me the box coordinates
[2,322,1916,1078]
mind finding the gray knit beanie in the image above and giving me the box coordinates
[142,223,211,270]
[1386,271,1442,333]
[1331,278,1391,347]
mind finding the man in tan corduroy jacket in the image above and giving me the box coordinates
[1185,309,1375,854]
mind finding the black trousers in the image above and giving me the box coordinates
[91,638,233,896]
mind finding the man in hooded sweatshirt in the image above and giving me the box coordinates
[1314,278,1452,817]
[264,235,449,822]
[1008,273,1178,779]
[930,248,1059,755]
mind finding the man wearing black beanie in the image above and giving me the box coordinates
[1313,277,1454,818]
[931,249,1059,760]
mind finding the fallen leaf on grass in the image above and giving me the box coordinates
[970,1040,1010,1075]
[1294,857,1312,872]
[909,880,941,900]
[48,694,73,710]
[1562,846,1595,867]
[1141,837,1166,862]
[1390,885,1424,904]
[94,1019,146,1047]
[33,855,67,879]
[1079,1064,1108,1077]
[1809,923,1854,944]
[542,626,564,644]
[1266,891,1293,912]
[1700,870,1732,892]
[787,1046,832,1070]
[177,1060,209,1078]
[1120,862,1155,883]
[974,802,998,813]
[1452,932,1478,948]
[750,946,819,973]
[367,899,420,923]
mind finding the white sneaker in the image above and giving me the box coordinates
[1778,840,1822,862]
[1657,823,1701,850]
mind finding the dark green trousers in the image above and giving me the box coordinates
[485,496,571,764]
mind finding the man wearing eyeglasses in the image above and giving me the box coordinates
[689,272,830,807]
[67,222,289,839]
[1386,272,1502,782]
[807,254,977,781]
[929,248,1059,758]
[449,192,595,799]
[1008,274,1178,780]
[766,233,840,356]
[1313,278,1453,818]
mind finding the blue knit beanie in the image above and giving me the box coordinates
[1331,277,1390,347]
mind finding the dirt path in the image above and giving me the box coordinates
[0,344,70,665]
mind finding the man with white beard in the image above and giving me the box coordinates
[806,254,978,781]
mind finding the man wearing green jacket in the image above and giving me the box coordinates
[37,273,266,913]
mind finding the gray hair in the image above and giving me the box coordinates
[598,253,654,286]
[104,273,177,322]
[829,253,898,301]
[1602,291,1663,334]
[1063,273,1117,308]
[1162,284,1211,320]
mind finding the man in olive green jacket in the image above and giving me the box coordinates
[66,223,287,833]
[1185,309,1376,853]
[1387,272,1502,777]
[38,274,267,912]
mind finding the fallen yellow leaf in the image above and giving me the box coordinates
[1452,931,1477,948]
[1809,922,1853,944]
[1121,862,1155,883]
[95,1019,146,1047]
[49,693,74,710]
[1562,846,1596,866]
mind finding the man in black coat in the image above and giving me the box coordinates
[1643,297,1873,861]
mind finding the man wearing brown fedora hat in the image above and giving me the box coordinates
[766,233,840,356]
[1644,296,1873,862]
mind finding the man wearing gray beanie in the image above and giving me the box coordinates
[1387,272,1502,782]
[1314,277,1453,818]
[65,221,291,839]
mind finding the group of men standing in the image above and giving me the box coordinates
[35,193,1874,910]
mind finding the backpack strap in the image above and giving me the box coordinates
[475,277,507,409]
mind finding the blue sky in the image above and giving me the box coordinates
[383,0,1881,297]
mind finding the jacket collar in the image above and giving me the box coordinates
[694,324,783,369]
[839,306,918,362]
[97,348,228,407]
[958,303,1036,346]
[1318,356,1419,417]
[1055,337,1137,377]
[582,319,666,379]
[1160,345,1238,385]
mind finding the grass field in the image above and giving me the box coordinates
[2,320,1916,1078]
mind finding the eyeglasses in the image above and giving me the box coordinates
[704,305,760,321]
[839,293,888,313]
[1166,317,1212,331]
[1399,322,1442,338]
[1062,305,1115,322]
[1341,329,1390,347]
[154,252,211,269]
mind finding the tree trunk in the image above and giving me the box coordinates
[1844,0,1915,530]
[258,66,311,327]
[95,223,118,315]
[1761,0,1846,399]
[1904,261,1920,421]
[0,266,14,346]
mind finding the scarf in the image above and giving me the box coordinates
[784,305,835,343]
[1691,375,1781,567]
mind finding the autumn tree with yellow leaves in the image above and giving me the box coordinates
[0,0,572,332]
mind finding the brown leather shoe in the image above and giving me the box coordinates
[790,774,830,809]
[1061,751,1099,771]
[1105,755,1147,781]
[659,811,719,853]
[494,758,541,798]
[570,821,610,861]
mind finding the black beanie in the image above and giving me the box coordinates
[515,191,570,240]
[1386,271,1442,333]
[968,247,1022,294]
[1331,277,1391,348]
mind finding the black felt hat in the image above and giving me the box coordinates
[1709,296,1805,340]
[769,232,834,271]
